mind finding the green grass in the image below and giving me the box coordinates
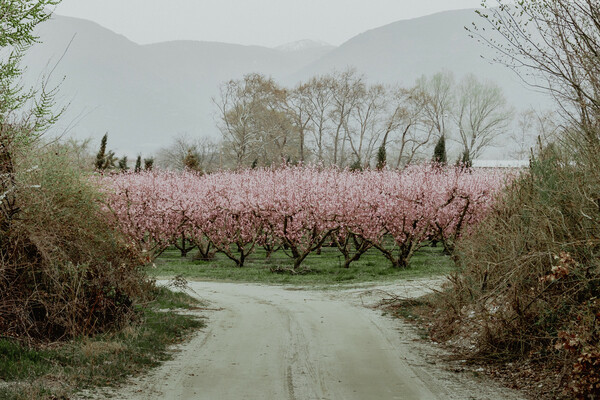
[150,243,455,285]
[0,286,204,400]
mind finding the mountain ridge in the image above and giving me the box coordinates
[22,9,550,157]
[275,39,335,52]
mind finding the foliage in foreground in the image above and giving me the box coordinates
[0,1,152,343]
[430,152,600,398]
[0,147,150,341]
[0,286,203,400]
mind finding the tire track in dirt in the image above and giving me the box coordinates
[89,280,525,400]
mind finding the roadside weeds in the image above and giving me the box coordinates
[0,286,204,400]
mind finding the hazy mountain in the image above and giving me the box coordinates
[23,15,336,155]
[290,9,548,110]
[22,9,551,157]
[275,39,334,52]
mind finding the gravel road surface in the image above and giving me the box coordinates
[90,280,524,400]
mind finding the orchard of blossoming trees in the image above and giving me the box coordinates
[101,165,512,272]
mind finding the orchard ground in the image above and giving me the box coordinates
[150,243,455,285]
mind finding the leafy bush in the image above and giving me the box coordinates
[431,147,600,397]
[0,145,150,341]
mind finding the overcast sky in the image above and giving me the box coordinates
[53,0,486,47]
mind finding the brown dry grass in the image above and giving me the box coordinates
[425,148,600,398]
[0,145,151,341]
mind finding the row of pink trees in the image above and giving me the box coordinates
[101,165,512,271]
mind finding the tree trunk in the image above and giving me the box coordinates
[174,233,196,258]
[0,144,17,237]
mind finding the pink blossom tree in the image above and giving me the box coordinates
[100,165,511,271]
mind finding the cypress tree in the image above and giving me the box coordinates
[134,155,142,173]
[433,135,447,165]
[350,159,362,172]
[376,143,386,170]
[183,149,200,171]
[103,150,116,170]
[118,156,128,172]
[95,133,108,170]
[144,157,154,171]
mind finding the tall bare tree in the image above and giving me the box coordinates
[397,88,436,168]
[329,69,364,166]
[474,0,600,153]
[510,108,558,160]
[455,74,513,162]
[347,84,387,166]
[417,72,455,139]
[252,82,299,166]
[214,74,264,168]
[213,70,511,168]
[382,86,433,168]
[286,84,314,164]
[215,74,298,168]
[299,75,335,164]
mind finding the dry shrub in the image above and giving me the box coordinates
[0,145,151,341]
[431,147,600,397]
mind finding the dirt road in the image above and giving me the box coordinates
[108,280,524,400]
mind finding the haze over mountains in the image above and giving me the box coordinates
[23,9,551,157]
